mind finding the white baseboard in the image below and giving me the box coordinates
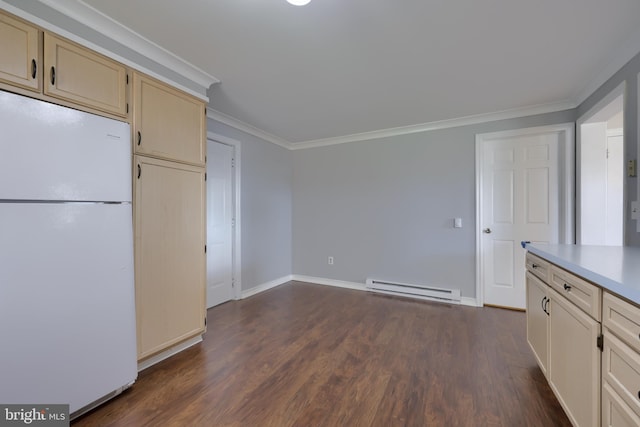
[239,274,481,307]
[137,335,203,372]
[241,275,293,299]
[291,275,366,291]
[460,297,480,307]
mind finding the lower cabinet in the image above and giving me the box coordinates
[602,291,640,426]
[525,253,601,427]
[134,155,206,360]
[526,272,549,376]
[548,287,601,427]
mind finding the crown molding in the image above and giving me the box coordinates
[574,25,640,107]
[206,109,292,149]
[33,0,219,96]
[289,100,576,150]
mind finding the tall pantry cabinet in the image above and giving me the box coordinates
[132,72,207,361]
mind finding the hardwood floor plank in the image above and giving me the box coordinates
[73,282,571,426]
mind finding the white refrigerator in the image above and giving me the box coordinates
[0,91,137,417]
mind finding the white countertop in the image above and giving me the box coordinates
[525,243,640,305]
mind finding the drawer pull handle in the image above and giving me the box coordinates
[137,131,142,146]
[563,284,571,291]
[31,59,37,79]
[50,66,55,85]
[541,296,546,312]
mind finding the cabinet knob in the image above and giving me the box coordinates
[563,284,571,291]
[483,228,492,234]
[31,59,37,79]
[532,263,539,269]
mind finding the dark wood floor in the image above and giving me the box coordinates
[73,281,570,426]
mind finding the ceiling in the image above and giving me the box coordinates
[80,0,640,145]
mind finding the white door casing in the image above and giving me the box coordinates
[206,139,235,308]
[476,124,573,309]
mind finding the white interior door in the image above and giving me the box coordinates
[605,134,624,245]
[207,140,235,308]
[478,126,566,309]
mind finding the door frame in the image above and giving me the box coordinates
[575,82,626,245]
[207,132,242,300]
[475,123,574,307]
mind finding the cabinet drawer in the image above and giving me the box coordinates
[604,292,640,354]
[550,265,601,321]
[526,252,550,283]
[603,381,640,427]
[603,333,640,417]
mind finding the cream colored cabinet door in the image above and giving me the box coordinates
[526,272,549,376]
[548,288,601,427]
[603,382,640,427]
[134,156,205,360]
[0,12,40,91]
[133,73,205,166]
[43,33,127,116]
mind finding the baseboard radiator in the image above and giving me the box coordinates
[365,278,461,304]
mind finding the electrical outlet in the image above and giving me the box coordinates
[328,256,334,265]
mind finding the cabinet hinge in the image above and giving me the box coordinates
[231,158,235,168]
[597,334,603,351]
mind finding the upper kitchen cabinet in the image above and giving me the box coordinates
[43,33,127,117]
[132,72,205,166]
[0,11,41,92]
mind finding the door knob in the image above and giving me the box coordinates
[483,228,492,234]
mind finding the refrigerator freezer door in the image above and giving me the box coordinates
[0,203,137,413]
[0,91,131,202]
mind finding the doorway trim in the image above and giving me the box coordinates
[475,123,574,307]
[576,82,626,244]
[207,131,242,300]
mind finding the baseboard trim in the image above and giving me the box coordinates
[291,275,367,291]
[241,275,293,299]
[460,297,480,307]
[137,335,203,372]
[238,274,480,307]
